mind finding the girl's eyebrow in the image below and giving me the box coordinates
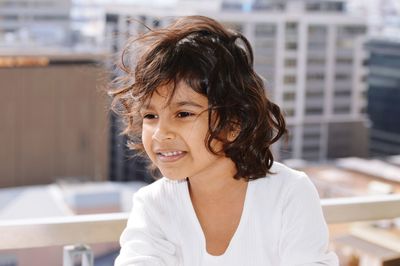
[140,101,205,112]
[172,101,205,109]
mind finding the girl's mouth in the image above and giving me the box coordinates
[156,151,187,162]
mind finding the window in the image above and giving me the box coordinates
[337,39,354,49]
[308,58,325,65]
[336,58,353,65]
[306,3,320,11]
[1,1,28,7]
[303,124,321,134]
[254,39,275,49]
[286,22,297,29]
[304,132,321,140]
[223,22,243,33]
[284,75,297,84]
[334,90,351,97]
[283,92,296,101]
[307,73,325,81]
[333,106,350,114]
[308,42,326,50]
[361,75,367,82]
[285,42,298,51]
[308,25,327,35]
[302,145,320,154]
[255,23,276,37]
[335,73,351,81]
[285,58,297,67]
[0,15,18,20]
[33,15,69,21]
[338,25,366,36]
[305,107,323,115]
[306,90,324,98]
[286,22,298,34]
[284,108,295,117]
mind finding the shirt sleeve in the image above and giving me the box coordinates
[278,174,339,266]
[114,190,178,266]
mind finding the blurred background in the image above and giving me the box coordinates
[0,0,400,265]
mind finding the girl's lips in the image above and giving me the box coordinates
[156,151,187,162]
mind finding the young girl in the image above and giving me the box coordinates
[111,15,338,266]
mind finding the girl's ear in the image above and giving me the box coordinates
[227,131,238,142]
[227,122,240,142]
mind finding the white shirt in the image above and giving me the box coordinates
[115,162,338,266]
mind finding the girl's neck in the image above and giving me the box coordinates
[187,157,247,202]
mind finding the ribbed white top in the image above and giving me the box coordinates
[115,162,338,266]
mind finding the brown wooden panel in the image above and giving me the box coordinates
[17,67,57,185]
[0,63,109,188]
[54,65,107,181]
[55,65,89,179]
[93,67,110,182]
[0,69,19,187]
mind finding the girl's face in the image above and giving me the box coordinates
[140,82,234,180]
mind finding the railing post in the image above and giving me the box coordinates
[63,244,94,266]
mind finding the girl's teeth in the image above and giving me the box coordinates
[161,151,182,156]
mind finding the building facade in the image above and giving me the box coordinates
[0,0,72,48]
[365,38,400,156]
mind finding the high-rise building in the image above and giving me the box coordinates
[105,0,368,173]
[216,1,369,161]
[365,38,400,156]
[0,0,72,48]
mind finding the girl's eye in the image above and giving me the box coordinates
[143,114,157,119]
[177,112,194,118]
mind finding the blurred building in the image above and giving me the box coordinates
[345,0,400,37]
[289,156,400,266]
[0,53,109,187]
[0,0,107,53]
[222,0,346,12]
[365,38,400,156]
[0,0,72,48]
[104,0,368,178]
[105,12,168,183]
[290,156,400,198]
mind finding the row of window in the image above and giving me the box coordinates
[282,105,354,117]
[282,57,353,68]
[227,21,365,39]
[0,1,60,7]
[282,73,354,84]
[0,15,69,21]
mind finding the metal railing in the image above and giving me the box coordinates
[1,194,400,264]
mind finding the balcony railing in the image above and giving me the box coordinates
[1,194,400,264]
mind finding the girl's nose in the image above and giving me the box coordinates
[152,122,176,142]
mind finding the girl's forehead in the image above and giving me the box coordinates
[155,82,206,102]
[143,82,208,108]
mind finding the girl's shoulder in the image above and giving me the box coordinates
[252,161,317,203]
[264,161,309,186]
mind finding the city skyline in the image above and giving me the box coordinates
[0,2,400,265]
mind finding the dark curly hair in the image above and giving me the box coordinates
[109,15,287,181]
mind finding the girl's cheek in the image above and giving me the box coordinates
[142,125,153,137]
[141,128,153,150]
